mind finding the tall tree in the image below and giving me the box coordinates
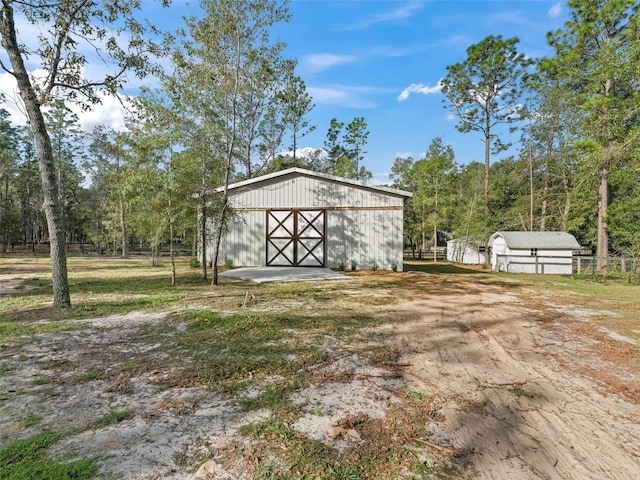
[526,68,579,233]
[0,0,166,306]
[324,117,372,181]
[168,0,292,284]
[389,139,457,258]
[281,74,315,165]
[416,138,457,261]
[0,104,19,250]
[543,0,640,271]
[324,117,346,175]
[15,126,44,248]
[442,35,533,215]
[344,117,370,181]
[45,102,87,245]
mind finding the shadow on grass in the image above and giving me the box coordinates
[404,262,485,275]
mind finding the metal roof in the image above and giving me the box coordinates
[218,167,413,198]
[490,231,580,249]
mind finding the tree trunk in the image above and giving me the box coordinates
[560,160,571,232]
[200,196,208,280]
[596,167,609,272]
[540,165,550,231]
[292,127,297,166]
[484,125,490,216]
[212,201,229,286]
[433,188,438,263]
[169,192,176,286]
[0,5,70,306]
[119,193,128,258]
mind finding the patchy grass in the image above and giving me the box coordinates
[2,255,640,477]
[0,431,97,480]
[239,399,463,479]
[0,320,81,346]
[509,387,544,400]
[92,410,131,428]
[158,309,373,398]
[0,256,209,323]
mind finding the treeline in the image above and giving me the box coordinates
[0,0,638,307]
[391,1,640,265]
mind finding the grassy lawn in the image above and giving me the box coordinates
[1,256,639,479]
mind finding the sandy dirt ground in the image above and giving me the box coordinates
[381,280,640,479]
[1,271,639,479]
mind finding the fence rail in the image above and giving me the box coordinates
[573,256,639,275]
[404,247,447,261]
[0,242,193,257]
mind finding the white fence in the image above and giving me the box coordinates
[494,254,573,274]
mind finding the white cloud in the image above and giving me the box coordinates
[75,92,132,132]
[397,80,443,101]
[343,2,424,30]
[308,84,378,109]
[549,2,562,18]
[0,70,131,132]
[302,53,357,74]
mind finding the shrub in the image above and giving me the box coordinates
[350,259,357,271]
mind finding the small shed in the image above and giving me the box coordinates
[446,237,485,264]
[488,231,580,274]
[205,168,412,270]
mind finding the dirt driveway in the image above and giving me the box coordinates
[1,265,639,479]
[381,277,640,479]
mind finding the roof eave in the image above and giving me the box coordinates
[216,168,413,198]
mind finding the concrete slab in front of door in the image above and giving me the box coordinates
[219,266,350,284]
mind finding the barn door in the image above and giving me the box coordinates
[266,209,325,267]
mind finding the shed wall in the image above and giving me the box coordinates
[446,239,484,264]
[493,246,574,274]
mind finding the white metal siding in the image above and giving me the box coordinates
[325,208,403,270]
[227,175,404,210]
[210,172,406,270]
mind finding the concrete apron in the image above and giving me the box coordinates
[219,266,350,284]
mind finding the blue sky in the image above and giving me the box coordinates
[0,0,569,185]
[267,0,569,184]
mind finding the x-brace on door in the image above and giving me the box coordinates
[266,209,325,267]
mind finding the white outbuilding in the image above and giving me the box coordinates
[488,231,580,274]
[446,237,485,265]
[205,168,412,270]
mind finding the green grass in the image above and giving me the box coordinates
[509,387,544,400]
[0,257,210,324]
[239,405,461,480]
[3,255,638,479]
[0,320,81,345]
[0,432,97,480]
[92,410,131,428]
[162,311,316,395]
[403,261,485,275]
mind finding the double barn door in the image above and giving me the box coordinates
[266,209,325,267]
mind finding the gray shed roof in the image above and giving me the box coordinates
[490,231,580,249]
[218,167,412,198]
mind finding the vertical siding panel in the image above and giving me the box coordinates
[211,171,410,268]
